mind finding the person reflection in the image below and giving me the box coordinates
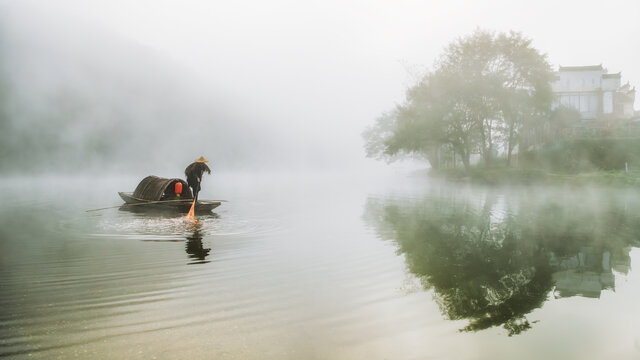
[185,227,211,264]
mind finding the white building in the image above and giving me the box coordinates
[551,65,636,121]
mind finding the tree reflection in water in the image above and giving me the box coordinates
[364,188,639,336]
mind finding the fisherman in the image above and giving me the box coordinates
[184,156,211,203]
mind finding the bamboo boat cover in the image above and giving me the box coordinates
[132,176,192,201]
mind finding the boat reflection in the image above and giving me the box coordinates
[364,188,639,336]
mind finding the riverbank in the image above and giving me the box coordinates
[431,167,640,187]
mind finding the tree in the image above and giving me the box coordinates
[363,71,476,169]
[364,30,555,170]
[437,31,502,166]
[492,32,555,166]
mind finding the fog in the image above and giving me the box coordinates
[0,0,638,175]
[2,3,640,357]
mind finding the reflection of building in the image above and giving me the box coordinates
[551,65,636,121]
[550,248,615,298]
[552,270,614,298]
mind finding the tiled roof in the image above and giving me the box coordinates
[602,72,621,79]
[559,65,603,72]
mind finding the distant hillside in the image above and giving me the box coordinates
[0,5,273,175]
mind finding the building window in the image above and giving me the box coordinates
[580,95,588,112]
[571,95,579,109]
[589,95,597,113]
[603,92,613,114]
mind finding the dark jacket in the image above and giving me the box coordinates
[184,162,211,196]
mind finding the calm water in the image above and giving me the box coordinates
[1,172,639,359]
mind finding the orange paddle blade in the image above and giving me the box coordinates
[186,199,196,221]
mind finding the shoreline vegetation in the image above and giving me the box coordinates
[424,135,640,187]
[428,166,640,187]
[363,29,639,188]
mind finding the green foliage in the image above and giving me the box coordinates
[524,138,640,173]
[559,172,640,187]
[434,166,548,185]
[364,188,638,335]
[363,109,409,162]
[365,29,554,169]
[549,106,581,129]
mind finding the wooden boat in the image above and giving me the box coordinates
[118,176,222,213]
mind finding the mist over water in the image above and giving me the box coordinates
[2,1,640,359]
[1,174,640,359]
[0,6,269,173]
[0,1,408,175]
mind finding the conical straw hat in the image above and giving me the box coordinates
[194,156,209,163]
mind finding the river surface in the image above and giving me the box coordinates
[1,172,639,359]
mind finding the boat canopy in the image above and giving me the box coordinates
[133,176,193,201]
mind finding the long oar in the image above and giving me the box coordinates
[86,199,227,212]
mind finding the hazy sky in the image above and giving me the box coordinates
[3,0,639,169]
[30,1,639,97]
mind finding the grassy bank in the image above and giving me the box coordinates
[432,167,640,187]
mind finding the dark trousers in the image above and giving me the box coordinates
[190,185,200,202]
